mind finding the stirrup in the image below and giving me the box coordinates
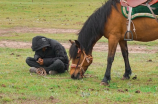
[124,31,133,41]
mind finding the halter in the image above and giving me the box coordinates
[70,50,93,77]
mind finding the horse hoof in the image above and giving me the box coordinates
[100,82,110,86]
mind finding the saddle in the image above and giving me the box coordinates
[120,0,158,41]
[121,0,158,7]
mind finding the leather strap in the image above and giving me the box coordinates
[146,3,158,22]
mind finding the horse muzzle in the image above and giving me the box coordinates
[71,72,83,79]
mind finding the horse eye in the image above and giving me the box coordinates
[76,56,80,59]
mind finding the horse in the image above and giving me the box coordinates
[69,0,158,86]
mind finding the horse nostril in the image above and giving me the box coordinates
[71,73,79,79]
[71,74,75,79]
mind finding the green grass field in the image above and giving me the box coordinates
[0,47,158,103]
[0,0,158,104]
[0,0,104,29]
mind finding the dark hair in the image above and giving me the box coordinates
[69,0,119,58]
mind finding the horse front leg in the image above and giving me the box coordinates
[119,40,132,79]
[101,36,119,86]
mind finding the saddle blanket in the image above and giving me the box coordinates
[121,2,158,19]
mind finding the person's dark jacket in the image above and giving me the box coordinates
[31,36,69,70]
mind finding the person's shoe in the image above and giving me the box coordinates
[29,67,37,73]
[49,70,58,75]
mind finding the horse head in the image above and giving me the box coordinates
[69,40,93,79]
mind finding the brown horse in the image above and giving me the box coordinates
[69,0,158,86]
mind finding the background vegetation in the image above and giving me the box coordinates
[0,0,104,29]
[0,0,158,104]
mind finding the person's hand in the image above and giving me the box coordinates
[37,58,44,65]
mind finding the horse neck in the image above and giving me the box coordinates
[80,35,103,55]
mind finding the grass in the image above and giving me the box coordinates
[0,0,104,29]
[0,33,78,42]
[1,0,158,45]
[0,46,158,103]
[0,0,158,103]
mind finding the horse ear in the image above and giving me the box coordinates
[75,40,80,48]
[69,40,74,44]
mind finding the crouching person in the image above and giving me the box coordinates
[26,36,69,75]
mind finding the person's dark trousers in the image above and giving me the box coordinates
[26,57,65,74]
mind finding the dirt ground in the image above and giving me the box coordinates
[0,27,157,53]
[0,27,79,34]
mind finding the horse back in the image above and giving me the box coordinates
[104,3,158,42]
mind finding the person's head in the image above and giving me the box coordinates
[31,36,50,51]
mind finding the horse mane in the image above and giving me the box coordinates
[69,0,120,59]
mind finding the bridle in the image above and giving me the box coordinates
[70,50,93,77]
